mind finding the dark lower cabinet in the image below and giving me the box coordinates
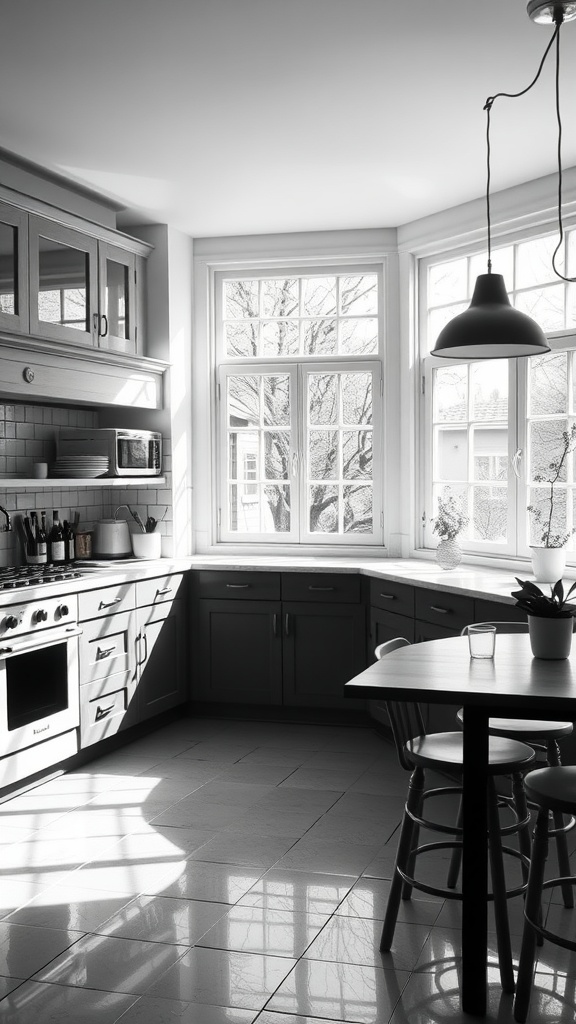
[196,598,283,705]
[282,602,366,709]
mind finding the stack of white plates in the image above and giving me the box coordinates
[52,455,110,478]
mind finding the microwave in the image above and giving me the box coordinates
[58,428,162,477]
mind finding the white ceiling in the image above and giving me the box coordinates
[1,0,576,239]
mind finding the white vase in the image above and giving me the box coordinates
[436,538,462,570]
[528,614,573,660]
[530,546,566,585]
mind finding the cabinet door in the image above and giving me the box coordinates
[195,599,282,705]
[369,607,415,661]
[282,601,366,709]
[98,242,137,354]
[29,216,98,347]
[138,598,186,720]
[0,201,28,334]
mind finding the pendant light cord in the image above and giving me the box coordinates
[484,20,560,274]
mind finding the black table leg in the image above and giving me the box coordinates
[462,706,489,1015]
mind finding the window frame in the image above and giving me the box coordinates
[214,261,386,547]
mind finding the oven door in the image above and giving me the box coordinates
[0,626,81,755]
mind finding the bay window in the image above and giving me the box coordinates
[421,229,576,560]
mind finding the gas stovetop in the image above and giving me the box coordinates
[0,565,86,590]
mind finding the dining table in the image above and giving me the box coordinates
[344,633,576,1016]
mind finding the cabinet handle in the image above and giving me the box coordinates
[99,597,122,609]
[226,583,250,589]
[379,593,396,600]
[273,613,279,637]
[142,632,148,663]
[156,587,172,595]
[99,313,109,338]
[430,605,449,614]
[285,613,290,636]
[308,586,335,592]
[95,703,116,720]
[96,645,116,660]
[135,632,148,667]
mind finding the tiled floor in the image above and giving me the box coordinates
[0,716,574,1022]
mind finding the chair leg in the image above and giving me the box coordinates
[446,794,463,889]
[381,765,424,952]
[514,808,550,1023]
[511,771,532,885]
[488,777,515,994]
[546,739,574,909]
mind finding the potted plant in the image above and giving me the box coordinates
[527,424,576,583]
[512,576,576,659]
[432,493,469,570]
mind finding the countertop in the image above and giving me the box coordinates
[0,554,530,608]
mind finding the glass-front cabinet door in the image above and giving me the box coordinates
[98,242,136,354]
[29,216,98,346]
[0,201,28,334]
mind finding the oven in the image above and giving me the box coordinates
[0,595,81,758]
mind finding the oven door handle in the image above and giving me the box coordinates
[0,626,83,657]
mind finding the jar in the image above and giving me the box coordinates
[74,529,93,559]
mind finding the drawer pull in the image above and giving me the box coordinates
[95,702,116,721]
[273,613,279,637]
[96,645,116,659]
[226,583,250,589]
[98,597,122,609]
[308,585,335,592]
[430,605,449,615]
[379,593,396,600]
[156,587,172,596]
[285,613,290,636]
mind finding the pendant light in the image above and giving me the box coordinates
[432,2,576,359]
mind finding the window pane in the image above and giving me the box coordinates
[469,246,513,284]
[302,277,336,316]
[342,430,372,479]
[342,373,372,425]
[472,485,507,542]
[434,365,467,423]
[0,223,17,315]
[224,280,258,318]
[515,284,565,333]
[428,303,467,352]
[264,431,290,479]
[261,279,298,318]
[228,431,258,480]
[309,374,337,425]
[429,259,467,305]
[340,275,378,315]
[516,234,564,288]
[263,485,291,532]
[529,352,567,417]
[263,375,290,426]
[530,419,569,481]
[309,485,338,533]
[228,375,259,426]
[225,322,258,357]
[344,484,373,533]
[528,485,567,546]
[435,426,467,481]
[339,318,378,355]
[262,321,299,357]
[309,430,338,479]
[302,319,337,355]
[470,361,508,422]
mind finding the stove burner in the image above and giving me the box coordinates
[0,565,83,590]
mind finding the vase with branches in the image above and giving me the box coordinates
[432,493,468,569]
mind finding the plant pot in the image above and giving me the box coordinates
[528,614,574,660]
[436,538,462,570]
[530,546,566,585]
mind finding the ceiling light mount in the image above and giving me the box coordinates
[527,1,576,25]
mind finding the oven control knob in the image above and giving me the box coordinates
[34,609,48,623]
[58,604,69,617]
[4,616,18,630]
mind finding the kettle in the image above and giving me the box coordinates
[93,507,132,559]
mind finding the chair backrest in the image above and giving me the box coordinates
[460,621,529,636]
[374,637,425,771]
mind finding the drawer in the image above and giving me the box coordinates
[80,674,137,748]
[369,578,414,617]
[136,572,185,607]
[79,583,135,621]
[282,572,361,604]
[79,610,136,685]
[195,570,281,601]
[474,598,527,625]
[414,587,475,632]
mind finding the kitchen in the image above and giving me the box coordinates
[0,2,574,1022]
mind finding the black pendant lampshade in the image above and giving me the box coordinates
[432,273,551,359]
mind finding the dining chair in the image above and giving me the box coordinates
[375,638,535,994]
[455,621,574,908]
[513,766,576,1022]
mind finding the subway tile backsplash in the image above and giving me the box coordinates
[0,402,172,567]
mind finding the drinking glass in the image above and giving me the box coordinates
[468,624,496,659]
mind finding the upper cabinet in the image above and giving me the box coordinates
[29,216,141,355]
[0,201,29,336]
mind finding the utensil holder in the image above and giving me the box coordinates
[131,531,161,559]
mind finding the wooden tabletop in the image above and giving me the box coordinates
[344,634,576,713]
